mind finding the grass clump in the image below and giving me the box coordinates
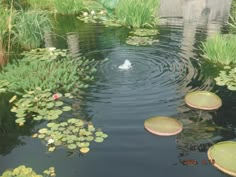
[27,0,54,10]
[201,34,236,65]
[115,0,160,28]
[14,10,51,50]
[54,0,85,15]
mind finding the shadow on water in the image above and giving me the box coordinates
[1,0,236,177]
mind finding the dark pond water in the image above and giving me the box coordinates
[1,1,236,177]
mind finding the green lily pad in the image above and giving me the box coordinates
[207,141,236,176]
[68,144,77,150]
[126,36,159,46]
[185,91,222,110]
[144,116,183,136]
[62,106,72,111]
[94,137,104,143]
[129,29,159,36]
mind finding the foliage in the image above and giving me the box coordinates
[126,36,159,46]
[115,0,160,28]
[14,10,51,50]
[26,0,54,10]
[98,0,119,10]
[215,66,236,91]
[33,118,108,153]
[201,34,236,65]
[54,0,85,15]
[0,165,56,177]
[0,48,97,93]
[228,0,236,34]
[10,88,73,126]
[129,29,159,36]
[0,80,10,94]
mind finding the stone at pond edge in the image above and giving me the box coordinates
[207,141,236,176]
[185,91,222,110]
[144,116,183,136]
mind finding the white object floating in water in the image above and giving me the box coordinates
[118,59,132,70]
[47,138,54,145]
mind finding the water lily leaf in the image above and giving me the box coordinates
[34,115,43,120]
[62,106,72,111]
[46,102,54,108]
[55,101,63,107]
[94,137,104,143]
[68,118,78,124]
[227,85,236,91]
[32,133,38,138]
[68,144,77,150]
[95,132,103,136]
[9,95,17,103]
[39,128,48,134]
[47,122,57,128]
[38,134,45,139]
[48,147,56,152]
[101,133,108,138]
[15,118,26,124]
[16,113,26,118]
[80,147,90,153]
[47,114,59,120]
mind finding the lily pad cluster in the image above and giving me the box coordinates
[10,88,72,126]
[22,48,69,62]
[0,165,56,177]
[33,118,108,153]
[129,29,159,36]
[0,80,10,93]
[215,67,236,91]
[77,10,121,27]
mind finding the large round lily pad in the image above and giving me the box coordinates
[207,141,236,176]
[144,116,183,136]
[185,91,222,110]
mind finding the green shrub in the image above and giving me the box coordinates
[14,10,51,50]
[54,0,85,15]
[201,34,236,65]
[115,0,160,28]
[0,48,97,93]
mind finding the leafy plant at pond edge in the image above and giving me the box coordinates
[33,118,108,153]
[0,80,10,94]
[0,48,97,93]
[54,0,85,15]
[10,88,73,126]
[0,165,56,177]
[201,34,236,65]
[126,36,159,46]
[215,66,236,91]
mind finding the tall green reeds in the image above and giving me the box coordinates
[229,0,236,34]
[54,0,85,15]
[201,34,236,65]
[27,0,54,10]
[14,10,52,50]
[115,0,160,28]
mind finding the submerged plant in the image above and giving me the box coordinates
[14,10,51,50]
[115,0,160,28]
[33,118,108,153]
[10,88,73,125]
[0,165,56,177]
[215,66,236,90]
[201,34,236,65]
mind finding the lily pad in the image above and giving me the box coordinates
[184,91,222,110]
[144,116,183,136]
[207,141,236,176]
[129,29,159,36]
[126,36,159,46]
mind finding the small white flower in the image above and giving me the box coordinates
[99,10,105,15]
[47,138,54,145]
[83,12,88,16]
[91,10,95,15]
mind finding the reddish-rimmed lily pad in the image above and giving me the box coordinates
[144,116,183,136]
[207,141,236,176]
[185,91,222,110]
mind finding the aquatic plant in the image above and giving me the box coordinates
[129,29,159,36]
[98,0,118,10]
[0,165,56,177]
[184,91,222,110]
[201,34,236,65]
[14,10,51,50]
[0,48,96,92]
[144,116,183,136]
[207,141,236,176]
[10,88,73,126]
[215,66,236,91]
[0,80,10,94]
[54,0,85,15]
[126,36,159,46]
[115,0,160,28]
[33,118,108,153]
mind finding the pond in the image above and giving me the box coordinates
[1,1,236,177]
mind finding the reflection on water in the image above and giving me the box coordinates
[0,1,236,177]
